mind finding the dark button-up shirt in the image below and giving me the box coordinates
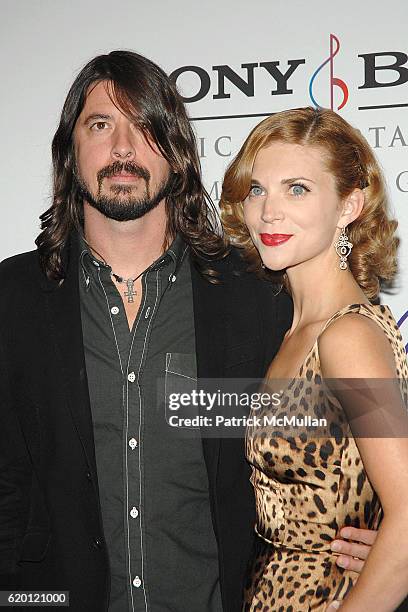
[78,234,222,611]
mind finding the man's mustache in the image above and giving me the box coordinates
[97,161,150,183]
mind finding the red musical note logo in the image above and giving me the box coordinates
[309,34,349,111]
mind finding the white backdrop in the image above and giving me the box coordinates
[1,0,407,347]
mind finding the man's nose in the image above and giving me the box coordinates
[111,124,135,160]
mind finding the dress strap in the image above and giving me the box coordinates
[319,303,369,337]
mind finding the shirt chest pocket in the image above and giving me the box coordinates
[165,352,197,380]
[165,353,198,428]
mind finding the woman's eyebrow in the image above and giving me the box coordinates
[281,176,316,184]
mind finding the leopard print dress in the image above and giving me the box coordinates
[244,303,408,611]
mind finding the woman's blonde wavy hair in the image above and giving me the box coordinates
[220,107,398,299]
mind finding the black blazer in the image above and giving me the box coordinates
[0,234,292,611]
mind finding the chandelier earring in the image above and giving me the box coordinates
[334,225,353,270]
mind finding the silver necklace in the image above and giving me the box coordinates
[82,236,143,304]
[110,271,144,304]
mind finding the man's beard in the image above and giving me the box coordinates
[74,160,173,222]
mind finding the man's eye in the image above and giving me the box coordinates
[91,121,108,130]
[290,183,309,196]
[249,185,264,197]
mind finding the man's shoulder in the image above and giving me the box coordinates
[209,247,293,325]
[212,248,279,293]
[195,246,255,280]
[0,248,41,287]
[191,246,290,305]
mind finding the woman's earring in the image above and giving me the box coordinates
[261,262,265,269]
[334,226,353,270]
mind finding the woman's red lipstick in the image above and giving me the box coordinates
[260,233,293,246]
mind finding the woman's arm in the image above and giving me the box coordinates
[319,313,408,612]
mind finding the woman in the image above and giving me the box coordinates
[220,107,408,611]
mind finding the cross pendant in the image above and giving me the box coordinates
[124,279,137,303]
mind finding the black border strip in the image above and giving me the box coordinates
[190,112,275,122]
[358,103,407,110]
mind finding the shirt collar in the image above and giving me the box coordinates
[78,231,188,289]
[158,233,188,278]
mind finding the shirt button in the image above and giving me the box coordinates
[111,306,120,315]
[169,274,177,283]
[86,471,92,481]
[92,537,103,549]
[133,576,142,588]
[127,372,136,383]
[130,506,139,519]
[128,438,138,450]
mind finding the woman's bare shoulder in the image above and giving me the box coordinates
[318,312,398,378]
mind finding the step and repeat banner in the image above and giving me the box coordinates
[1,0,407,346]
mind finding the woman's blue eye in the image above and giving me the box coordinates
[249,185,263,196]
[291,184,308,196]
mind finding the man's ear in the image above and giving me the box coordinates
[338,188,365,228]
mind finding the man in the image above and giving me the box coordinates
[0,51,375,612]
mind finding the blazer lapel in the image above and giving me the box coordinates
[190,256,225,483]
[40,233,98,479]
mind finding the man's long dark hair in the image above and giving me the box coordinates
[36,50,227,281]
